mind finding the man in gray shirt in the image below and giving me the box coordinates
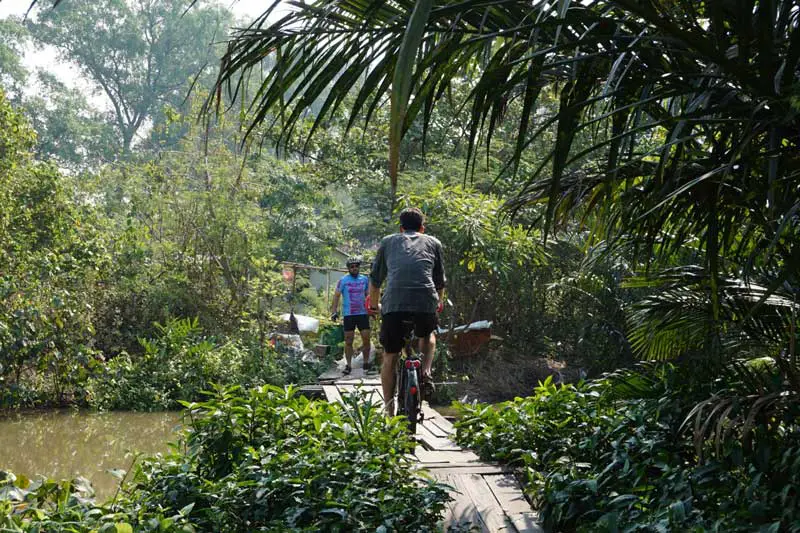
[369,207,446,415]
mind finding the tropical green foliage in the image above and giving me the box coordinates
[215,0,800,364]
[0,18,29,98]
[29,0,234,153]
[24,71,119,169]
[455,367,800,532]
[0,471,196,532]
[0,89,108,406]
[141,385,450,531]
[8,1,800,530]
[86,317,321,411]
[407,185,634,376]
[1,386,451,532]
[213,2,800,499]
[0,17,119,170]
[0,87,347,409]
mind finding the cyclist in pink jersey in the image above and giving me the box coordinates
[330,256,372,375]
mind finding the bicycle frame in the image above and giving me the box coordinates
[395,324,424,433]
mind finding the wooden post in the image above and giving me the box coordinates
[326,268,331,310]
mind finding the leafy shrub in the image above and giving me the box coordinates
[87,317,323,410]
[1,386,451,531]
[454,375,607,467]
[454,367,800,532]
[0,89,110,409]
[0,471,194,532]
[131,385,451,532]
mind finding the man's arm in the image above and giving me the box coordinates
[369,241,386,311]
[330,279,342,316]
[433,240,446,311]
[369,281,381,312]
[330,291,340,315]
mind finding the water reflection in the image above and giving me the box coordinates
[0,410,181,501]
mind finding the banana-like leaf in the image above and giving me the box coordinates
[390,0,434,202]
[201,0,800,365]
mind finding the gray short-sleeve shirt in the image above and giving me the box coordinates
[370,231,446,314]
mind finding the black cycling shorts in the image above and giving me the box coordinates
[380,312,437,353]
[343,314,371,332]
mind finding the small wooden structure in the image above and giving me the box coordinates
[318,363,543,532]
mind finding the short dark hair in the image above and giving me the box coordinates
[399,207,425,231]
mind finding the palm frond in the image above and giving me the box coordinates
[600,361,675,400]
[626,267,798,361]
[210,0,800,289]
[683,359,800,462]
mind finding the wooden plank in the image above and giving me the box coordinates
[439,473,485,532]
[421,465,511,475]
[352,385,383,395]
[318,358,380,382]
[338,384,384,408]
[322,385,343,405]
[334,366,365,381]
[417,423,461,451]
[428,417,455,437]
[414,448,481,464]
[437,491,457,530]
[367,383,384,398]
[508,512,544,533]
[459,473,515,532]
[419,405,450,437]
[483,474,532,515]
[421,420,449,438]
[420,402,455,433]
[414,447,457,464]
[413,446,441,462]
[318,368,344,381]
[334,378,382,386]
[482,475,542,532]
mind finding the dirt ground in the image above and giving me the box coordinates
[439,347,587,405]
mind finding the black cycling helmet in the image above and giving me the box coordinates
[346,255,362,267]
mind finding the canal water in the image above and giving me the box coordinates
[0,410,181,501]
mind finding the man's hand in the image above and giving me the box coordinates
[368,304,380,316]
[330,312,339,321]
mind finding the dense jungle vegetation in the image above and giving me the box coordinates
[3,0,800,530]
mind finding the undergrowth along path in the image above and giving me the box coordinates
[318,362,543,532]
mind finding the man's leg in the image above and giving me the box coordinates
[379,313,403,416]
[381,351,397,416]
[360,328,371,369]
[419,332,436,378]
[343,330,355,369]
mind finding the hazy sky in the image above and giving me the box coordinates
[0,0,269,20]
[0,0,274,108]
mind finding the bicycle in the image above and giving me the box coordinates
[394,320,428,433]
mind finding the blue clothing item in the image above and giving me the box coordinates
[336,273,369,316]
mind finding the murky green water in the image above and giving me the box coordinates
[0,410,181,501]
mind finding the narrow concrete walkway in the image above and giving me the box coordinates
[319,363,543,532]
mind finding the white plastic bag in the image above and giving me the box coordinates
[279,313,320,333]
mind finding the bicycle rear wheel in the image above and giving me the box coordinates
[396,363,407,417]
[403,367,420,433]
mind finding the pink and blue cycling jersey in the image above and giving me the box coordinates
[337,274,369,316]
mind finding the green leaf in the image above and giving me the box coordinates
[389,0,434,199]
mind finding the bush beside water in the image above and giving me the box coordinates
[1,385,451,532]
[86,317,326,411]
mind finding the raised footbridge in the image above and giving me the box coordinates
[316,363,544,533]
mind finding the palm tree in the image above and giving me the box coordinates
[212,0,800,366]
